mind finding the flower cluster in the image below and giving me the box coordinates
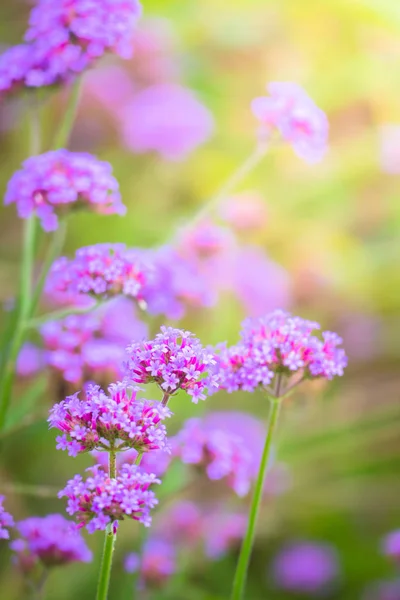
[49,381,171,457]
[4,150,125,231]
[59,464,160,532]
[10,514,92,568]
[46,244,148,302]
[211,310,347,393]
[40,298,147,384]
[16,342,45,378]
[252,82,328,163]
[125,538,176,588]
[203,510,247,559]
[172,411,265,496]
[0,0,142,95]
[382,530,400,563]
[0,495,14,540]
[157,501,203,546]
[125,326,216,403]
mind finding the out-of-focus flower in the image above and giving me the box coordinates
[383,530,400,563]
[40,298,147,384]
[49,381,171,457]
[252,82,328,163]
[176,220,234,261]
[172,411,265,497]
[92,447,171,478]
[16,342,45,378]
[380,125,400,175]
[59,464,160,532]
[83,65,134,114]
[363,580,400,600]
[212,310,347,394]
[220,191,268,232]
[10,514,92,569]
[124,538,176,588]
[4,151,125,231]
[121,84,214,160]
[126,326,216,403]
[203,510,247,559]
[0,496,14,540]
[157,501,203,546]
[271,541,339,594]
[46,244,147,302]
[0,0,142,94]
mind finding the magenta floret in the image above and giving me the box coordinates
[0,495,14,540]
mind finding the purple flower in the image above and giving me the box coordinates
[203,510,247,559]
[125,326,216,403]
[172,411,266,497]
[271,541,340,594]
[212,310,347,394]
[252,82,328,163]
[121,84,214,160]
[124,538,176,588]
[59,464,160,532]
[10,514,92,568]
[49,381,171,455]
[16,342,45,378]
[4,150,125,231]
[383,530,400,563]
[46,244,147,302]
[157,501,203,546]
[0,495,14,540]
[0,45,35,96]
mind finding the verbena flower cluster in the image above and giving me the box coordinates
[124,538,176,588]
[125,326,217,403]
[210,310,347,393]
[203,511,247,559]
[0,495,14,540]
[10,514,92,568]
[46,244,147,302]
[59,464,160,532]
[0,0,142,95]
[252,82,328,163]
[49,381,171,457]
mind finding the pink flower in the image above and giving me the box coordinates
[220,191,268,232]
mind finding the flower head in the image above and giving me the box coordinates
[383,530,400,563]
[252,82,328,163]
[59,464,160,532]
[10,514,92,568]
[4,150,125,231]
[49,381,170,456]
[126,326,216,403]
[124,538,176,588]
[203,510,247,559]
[157,501,203,546]
[271,541,339,594]
[0,495,14,540]
[16,343,45,378]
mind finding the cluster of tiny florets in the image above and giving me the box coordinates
[10,514,92,568]
[125,326,216,403]
[46,244,148,302]
[0,495,14,540]
[59,464,160,532]
[4,150,125,231]
[0,0,142,95]
[252,82,328,163]
[48,381,171,457]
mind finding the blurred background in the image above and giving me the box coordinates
[0,0,399,598]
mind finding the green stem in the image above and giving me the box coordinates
[231,393,282,600]
[53,77,82,149]
[27,299,100,329]
[96,450,117,600]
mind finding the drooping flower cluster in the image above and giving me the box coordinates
[49,381,171,457]
[271,542,340,595]
[211,310,347,394]
[59,464,160,532]
[124,538,176,588]
[0,495,14,540]
[172,411,265,496]
[40,298,147,384]
[4,150,125,231]
[10,514,92,569]
[125,326,217,403]
[46,244,148,302]
[0,0,142,96]
[252,82,329,163]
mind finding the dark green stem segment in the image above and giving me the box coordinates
[230,396,282,600]
[96,451,117,600]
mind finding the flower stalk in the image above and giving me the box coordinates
[96,449,117,600]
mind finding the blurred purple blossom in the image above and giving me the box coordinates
[4,150,125,231]
[0,495,14,540]
[383,530,400,563]
[203,510,247,559]
[220,191,268,232]
[124,538,176,588]
[252,82,328,163]
[59,463,160,532]
[121,84,214,160]
[157,501,203,546]
[10,514,92,568]
[271,541,340,594]
[16,342,45,378]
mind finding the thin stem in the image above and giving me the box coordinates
[96,450,117,600]
[27,299,100,329]
[134,452,143,466]
[53,77,82,149]
[161,392,170,407]
[0,482,59,498]
[231,386,282,600]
